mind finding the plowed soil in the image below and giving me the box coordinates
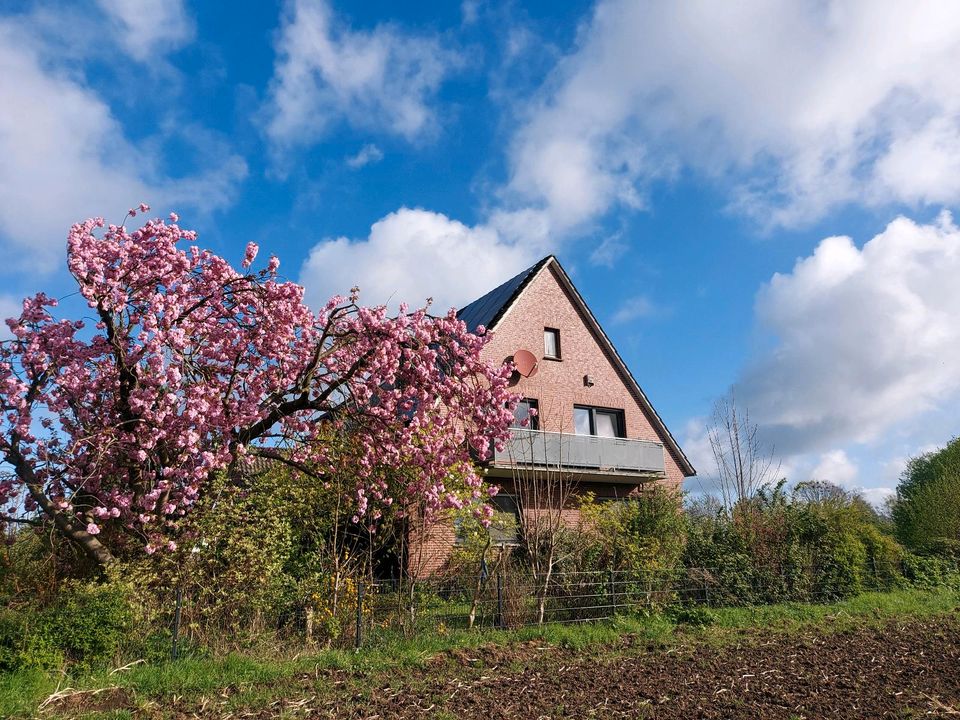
[335,616,960,719]
[49,613,960,719]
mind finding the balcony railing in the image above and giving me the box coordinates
[491,428,665,475]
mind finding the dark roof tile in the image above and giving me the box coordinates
[457,256,552,332]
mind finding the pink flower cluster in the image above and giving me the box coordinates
[0,211,518,558]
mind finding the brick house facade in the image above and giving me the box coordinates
[406,256,695,576]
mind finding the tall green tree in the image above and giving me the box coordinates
[893,437,960,551]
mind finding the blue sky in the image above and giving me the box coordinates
[2,0,960,504]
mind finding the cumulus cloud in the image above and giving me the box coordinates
[811,450,858,487]
[0,21,246,273]
[299,207,538,312]
[504,0,960,230]
[737,212,960,456]
[95,0,194,61]
[264,0,459,155]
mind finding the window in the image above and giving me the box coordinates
[573,405,625,438]
[512,398,539,429]
[454,494,521,546]
[543,327,561,359]
[489,494,521,546]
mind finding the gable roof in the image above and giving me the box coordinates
[459,255,696,477]
[456,256,552,333]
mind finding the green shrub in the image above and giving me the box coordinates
[0,580,133,671]
[50,581,134,667]
[901,552,959,589]
[684,481,912,605]
[573,487,687,575]
[667,605,715,627]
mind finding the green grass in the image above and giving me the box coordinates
[0,668,58,718]
[3,585,957,719]
[708,585,959,631]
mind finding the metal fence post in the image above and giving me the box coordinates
[608,569,616,616]
[496,571,504,629]
[171,587,183,661]
[355,581,364,649]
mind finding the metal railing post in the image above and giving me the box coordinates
[608,569,616,616]
[355,581,364,649]
[496,571,504,629]
[171,587,183,661]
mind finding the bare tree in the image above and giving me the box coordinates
[508,413,580,625]
[707,393,780,512]
[792,479,850,506]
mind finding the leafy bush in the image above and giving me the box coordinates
[573,487,687,575]
[684,481,908,604]
[0,580,133,671]
[667,605,715,628]
[900,552,959,589]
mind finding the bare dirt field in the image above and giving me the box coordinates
[48,612,960,719]
[336,615,960,719]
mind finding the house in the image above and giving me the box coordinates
[407,255,695,576]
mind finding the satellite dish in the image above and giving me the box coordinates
[513,349,539,378]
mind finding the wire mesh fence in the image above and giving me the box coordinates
[156,556,939,656]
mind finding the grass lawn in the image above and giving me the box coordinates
[3,585,958,719]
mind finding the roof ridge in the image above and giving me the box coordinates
[456,255,553,333]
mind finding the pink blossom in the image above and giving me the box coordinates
[242,241,258,268]
[0,209,518,561]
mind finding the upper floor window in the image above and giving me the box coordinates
[512,398,539,430]
[574,405,625,438]
[544,327,561,359]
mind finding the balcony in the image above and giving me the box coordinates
[490,428,665,478]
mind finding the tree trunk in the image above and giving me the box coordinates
[537,552,554,625]
[10,444,116,567]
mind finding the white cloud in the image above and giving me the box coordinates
[504,0,960,229]
[589,234,628,268]
[95,0,194,61]
[299,207,538,312]
[346,143,384,169]
[264,0,459,155]
[0,21,246,274]
[811,450,858,487]
[461,0,481,26]
[737,212,960,456]
[860,486,896,509]
[610,295,655,325]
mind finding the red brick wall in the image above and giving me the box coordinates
[405,262,689,576]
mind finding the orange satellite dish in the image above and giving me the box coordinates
[513,349,539,378]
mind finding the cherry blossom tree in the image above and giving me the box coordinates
[0,207,516,566]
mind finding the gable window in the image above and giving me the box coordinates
[573,405,625,438]
[512,398,539,430]
[543,327,561,359]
